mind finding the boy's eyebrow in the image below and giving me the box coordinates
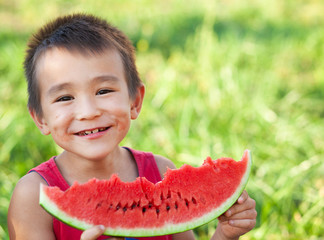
[47,83,72,97]
[47,75,120,96]
[93,75,120,84]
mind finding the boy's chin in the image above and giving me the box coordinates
[65,146,120,162]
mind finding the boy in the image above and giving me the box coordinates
[8,13,256,240]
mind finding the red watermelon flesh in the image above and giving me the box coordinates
[39,150,252,237]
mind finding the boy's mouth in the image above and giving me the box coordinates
[75,127,109,136]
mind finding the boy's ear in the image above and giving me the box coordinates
[130,84,145,120]
[29,108,51,135]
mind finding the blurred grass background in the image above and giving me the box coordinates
[1,0,324,239]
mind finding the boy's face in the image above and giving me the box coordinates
[30,47,144,160]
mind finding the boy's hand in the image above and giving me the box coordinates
[80,225,125,240]
[212,190,257,240]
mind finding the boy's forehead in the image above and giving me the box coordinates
[35,46,127,89]
[39,45,121,61]
[36,46,124,75]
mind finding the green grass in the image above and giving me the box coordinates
[1,0,324,239]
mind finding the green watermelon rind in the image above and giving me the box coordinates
[39,150,252,237]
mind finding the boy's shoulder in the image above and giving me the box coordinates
[153,154,176,178]
[9,172,48,212]
[14,172,47,195]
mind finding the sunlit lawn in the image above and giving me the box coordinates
[1,0,324,239]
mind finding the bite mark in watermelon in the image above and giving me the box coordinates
[39,150,252,237]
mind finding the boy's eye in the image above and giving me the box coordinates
[97,89,113,95]
[56,96,74,102]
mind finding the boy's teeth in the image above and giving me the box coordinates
[81,128,107,135]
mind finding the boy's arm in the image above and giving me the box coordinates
[8,172,55,240]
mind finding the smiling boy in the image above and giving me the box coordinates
[32,48,141,171]
[8,13,256,240]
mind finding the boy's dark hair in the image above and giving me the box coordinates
[24,13,142,117]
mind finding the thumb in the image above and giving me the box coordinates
[80,225,105,240]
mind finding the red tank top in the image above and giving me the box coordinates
[29,148,172,240]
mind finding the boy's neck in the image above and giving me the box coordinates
[54,147,138,185]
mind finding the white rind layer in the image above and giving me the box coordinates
[39,150,252,237]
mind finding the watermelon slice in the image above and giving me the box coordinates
[39,150,252,237]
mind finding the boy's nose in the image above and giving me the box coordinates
[75,97,101,120]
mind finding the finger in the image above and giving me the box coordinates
[80,225,105,240]
[229,218,256,230]
[222,191,249,217]
[219,208,257,222]
[237,190,248,204]
[224,197,256,217]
